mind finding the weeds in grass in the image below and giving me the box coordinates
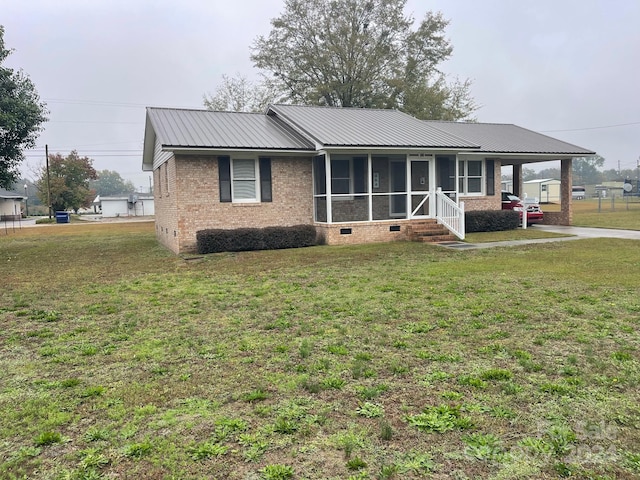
[322,376,346,389]
[332,430,368,459]
[406,404,473,433]
[3,224,640,478]
[624,451,640,472]
[480,368,513,381]
[188,441,228,460]
[83,427,110,442]
[242,389,269,402]
[457,374,488,389]
[379,421,393,441]
[34,431,63,446]
[354,384,388,400]
[463,432,506,461]
[357,402,384,418]
[78,448,109,470]
[397,451,436,474]
[261,464,294,480]
[346,456,367,470]
[377,463,399,479]
[122,440,153,458]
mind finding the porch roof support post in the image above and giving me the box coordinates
[513,164,523,198]
[560,158,573,225]
[367,153,373,221]
[405,155,411,219]
[325,153,332,223]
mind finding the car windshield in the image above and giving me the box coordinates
[505,194,520,202]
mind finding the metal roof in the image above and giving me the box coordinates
[425,121,595,155]
[146,108,315,151]
[0,188,24,199]
[268,104,479,149]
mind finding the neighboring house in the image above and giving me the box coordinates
[523,178,561,203]
[142,104,594,254]
[0,188,24,221]
[601,181,624,198]
[96,194,155,218]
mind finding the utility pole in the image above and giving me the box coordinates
[46,144,52,219]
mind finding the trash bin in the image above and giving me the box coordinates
[55,211,70,224]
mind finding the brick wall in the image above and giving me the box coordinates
[154,157,179,252]
[316,220,412,245]
[156,155,314,253]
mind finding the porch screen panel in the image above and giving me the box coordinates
[437,156,456,191]
[259,157,272,202]
[232,159,256,200]
[331,159,350,194]
[313,155,326,195]
[313,155,327,222]
[218,156,231,202]
[331,196,368,222]
[353,157,367,193]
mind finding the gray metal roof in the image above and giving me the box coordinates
[0,188,24,199]
[268,104,479,149]
[146,108,315,151]
[425,121,595,155]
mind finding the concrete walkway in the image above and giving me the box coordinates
[439,225,640,250]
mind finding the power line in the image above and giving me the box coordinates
[540,121,640,133]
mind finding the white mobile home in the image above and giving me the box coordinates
[98,194,155,218]
[523,179,561,203]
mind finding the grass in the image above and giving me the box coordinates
[1,221,640,479]
[466,196,640,243]
[546,197,640,230]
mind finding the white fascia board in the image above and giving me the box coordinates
[322,146,463,155]
[457,152,580,160]
[164,147,316,157]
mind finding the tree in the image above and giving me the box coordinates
[250,0,476,120]
[91,169,135,196]
[36,151,97,213]
[573,155,604,186]
[203,74,283,113]
[0,26,48,189]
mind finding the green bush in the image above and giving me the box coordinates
[465,210,519,233]
[196,225,317,254]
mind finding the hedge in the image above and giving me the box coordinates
[465,210,520,233]
[196,225,318,254]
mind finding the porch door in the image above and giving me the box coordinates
[410,157,433,218]
[389,160,406,216]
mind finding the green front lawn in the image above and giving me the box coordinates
[1,223,639,479]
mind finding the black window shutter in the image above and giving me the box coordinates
[259,157,272,202]
[485,159,495,196]
[219,156,231,202]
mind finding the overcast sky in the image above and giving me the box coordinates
[3,0,639,190]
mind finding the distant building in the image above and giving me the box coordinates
[94,194,155,218]
[0,188,25,220]
[523,179,561,203]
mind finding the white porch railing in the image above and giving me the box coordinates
[435,188,465,240]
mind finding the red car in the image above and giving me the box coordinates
[501,191,544,225]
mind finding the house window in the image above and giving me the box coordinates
[458,160,483,195]
[219,156,271,203]
[232,159,258,201]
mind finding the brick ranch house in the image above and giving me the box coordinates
[142,104,594,254]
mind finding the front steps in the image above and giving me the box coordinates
[406,220,457,243]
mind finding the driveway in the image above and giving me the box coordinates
[439,225,640,250]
